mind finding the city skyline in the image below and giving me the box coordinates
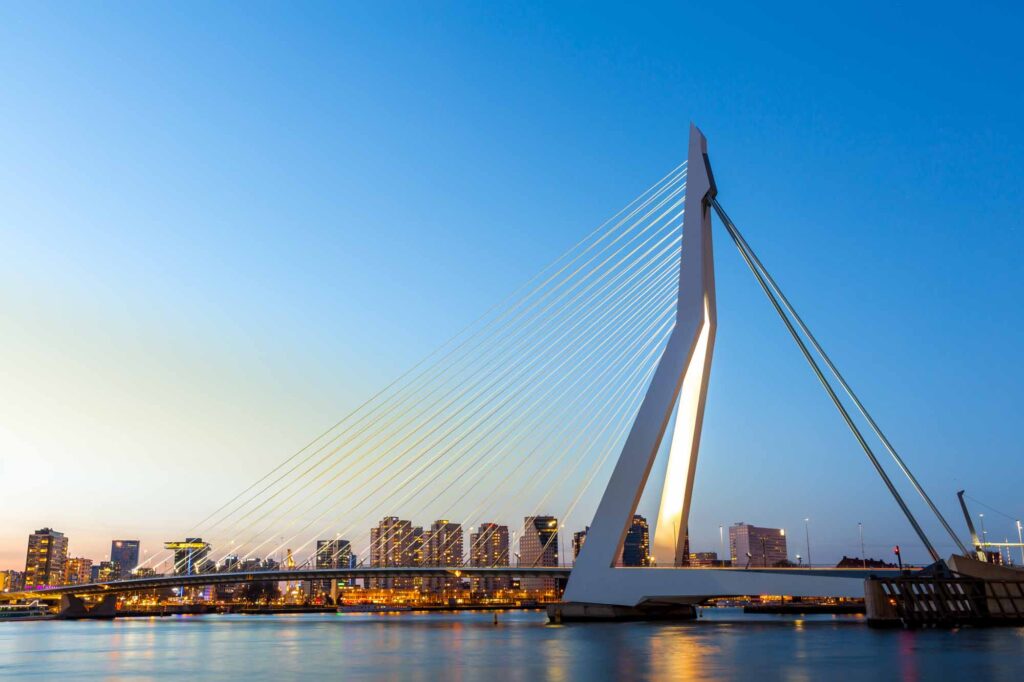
[2,3,1022,573]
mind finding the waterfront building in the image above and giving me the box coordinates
[95,561,120,582]
[520,516,559,592]
[24,528,69,589]
[165,538,212,575]
[572,527,588,561]
[369,517,422,589]
[688,551,723,567]
[729,523,788,568]
[110,540,140,574]
[1,570,25,592]
[64,557,93,585]
[315,538,352,594]
[622,515,652,567]
[469,522,510,594]
[221,555,240,572]
[423,520,463,592]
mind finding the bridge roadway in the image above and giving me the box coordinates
[7,565,903,599]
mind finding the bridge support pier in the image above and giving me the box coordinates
[59,594,118,620]
[547,601,697,623]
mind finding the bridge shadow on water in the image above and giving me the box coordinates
[1,608,1022,681]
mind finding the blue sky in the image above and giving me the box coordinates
[1,2,1021,568]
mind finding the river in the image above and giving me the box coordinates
[1,608,1022,680]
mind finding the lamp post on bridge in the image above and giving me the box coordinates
[859,522,866,569]
[804,518,812,569]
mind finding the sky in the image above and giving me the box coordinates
[1,2,1022,570]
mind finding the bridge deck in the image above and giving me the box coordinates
[7,566,905,599]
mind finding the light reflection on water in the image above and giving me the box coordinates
[0,608,1022,681]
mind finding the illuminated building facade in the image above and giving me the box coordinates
[729,523,788,568]
[423,520,463,592]
[622,515,651,567]
[315,538,352,594]
[110,540,140,575]
[64,557,94,585]
[24,528,68,589]
[165,538,212,575]
[688,551,721,567]
[469,522,509,594]
[369,517,422,589]
[520,516,559,591]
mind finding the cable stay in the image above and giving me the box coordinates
[711,198,959,562]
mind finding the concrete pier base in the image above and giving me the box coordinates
[59,594,117,620]
[547,602,697,623]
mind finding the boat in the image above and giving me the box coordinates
[0,601,52,622]
[338,603,412,613]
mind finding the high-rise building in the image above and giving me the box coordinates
[316,539,352,569]
[622,515,652,567]
[369,517,421,589]
[423,520,463,592]
[424,521,463,567]
[520,516,559,592]
[64,557,94,585]
[110,540,140,575]
[24,528,68,589]
[165,538,211,575]
[729,523,788,568]
[470,523,510,595]
[315,538,353,594]
[572,527,589,561]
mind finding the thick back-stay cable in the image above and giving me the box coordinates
[712,199,942,561]
[713,199,967,556]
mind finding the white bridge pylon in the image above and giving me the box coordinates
[564,124,869,607]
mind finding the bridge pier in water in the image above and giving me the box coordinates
[548,601,696,623]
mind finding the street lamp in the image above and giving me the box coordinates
[804,518,812,569]
[858,522,866,569]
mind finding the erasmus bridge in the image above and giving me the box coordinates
[12,125,969,618]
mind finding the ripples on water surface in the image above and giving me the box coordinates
[1,608,1022,680]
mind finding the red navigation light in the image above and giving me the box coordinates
[893,545,901,555]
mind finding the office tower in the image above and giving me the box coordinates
[221,555,240,572]
[316,539,352,569]
[64,557,94,585]
[469,522,510,595]
[729,523,788,568]
[520,516,559,592]
[572,527,589,561]
[24,528,69,589]
[622,515,652,567]
[315,538,352,594]
[110,540,140,575]
[165,538,212,575]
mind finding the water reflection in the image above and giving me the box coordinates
[0,609,1021,681]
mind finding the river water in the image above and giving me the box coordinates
[1,608,1022,680]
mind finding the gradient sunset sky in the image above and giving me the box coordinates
[1,2,1022,569]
